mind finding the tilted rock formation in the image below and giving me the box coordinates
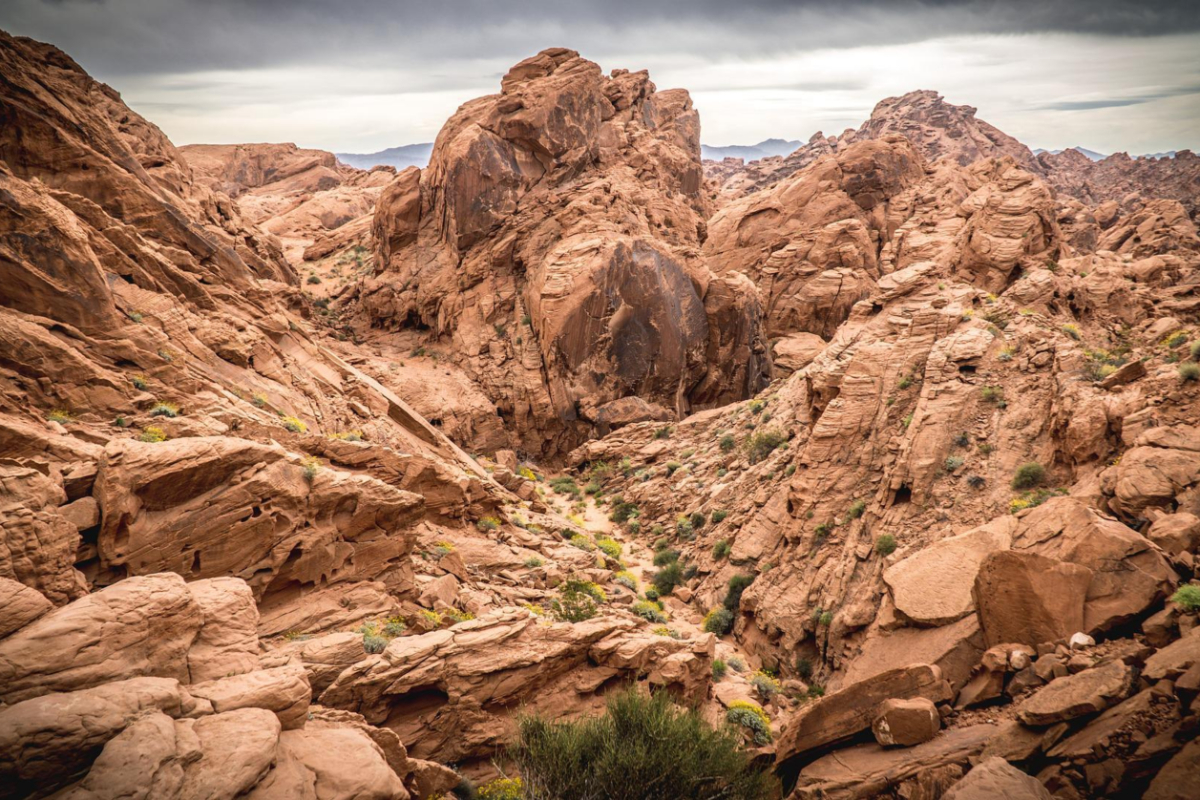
[359,48,769,455]
[1038,146,1200,219]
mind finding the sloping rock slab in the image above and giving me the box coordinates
[973,551,1091,648]
[777,664,952,769]
[942,757,1052,800]
[1015,660,1135,726]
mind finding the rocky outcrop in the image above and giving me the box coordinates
[359,48,769,455]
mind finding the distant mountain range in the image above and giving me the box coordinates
[1032,146,1178,161]
[336,143,434,170]
[700,138,802,162]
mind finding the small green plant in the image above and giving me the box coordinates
[1011,461,1046,490]
[875,534,897,556]
[728,656,746,673]
[1171,585,1200,612]
[149,402,179,418]
[281,415,307,433]
[846,499,866,520]
[944,455,964,471]
[595,537,623,559]
[252,392,268,408]
[614,571,637,590]
[476,516,501,532]
[1191,341,1200,361]
[653,425,673,439]
[898,374,913,390]
[1179,363,1200,382]
[953,432,971,448]
[901,413,914,428]
[113,416,129,428]
[139,426,167,443]
[652,562,685,596]
[703,607,734,635]
[745,429,786,464]
[631,599,667,623]
[981,385,1005,404]
[796,657,813,680]
[689,511,707,530]
[712,538,732,560]
[1167,331,1189,349]
[47,409,73,424]
[1062,323,1081,341]
[726,701,772,745]
[665,461,682,476]
[301,456,321,482]
[712,658,728,681]
[551,579,600,622]
[750,671,782,700]
[818,611,833,627]
[568,534,595,552]
[712,509,729,524]
[362,634,387,654]
[307,273,321,285]
[653,548,680,567]
[510,689,771,798]
[127,311,143,323]
[609,500,639,524]
[719,433,736,453]
[131,375,148,390]
[525,556,544,568]
[723,574,754,611]
[675,516,695,539]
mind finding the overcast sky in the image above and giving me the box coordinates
[2,0,1198,156]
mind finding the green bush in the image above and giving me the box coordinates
[609,501,639,524]
[723,574,754,612]
[596,537,623,559]
[795,657,813,680]
[874,534,897,556]
[675,516,695,539]
[712,658,728,681]
[477,516,500,532]
[749,671,782,701]
[614,571,637,590]
[363,634,387,654]
[689,511,706,530]
[712,509,729,524]
[1191,341,1200,361]
[846,500,865,520]
[652,562,685,596]
[720,434,736,453]
[551,580,600,622]
[1011,462,1046,490]
[631,600,667,623]
[653,425,674,439]
[712,539,731,560]
[727,656,746,673]
[149,402,179,418]
[653,548,680,567]
[944,455,964,471]
[703,607,734,635]
[745,429,786,464]
[476,777,524,800]
[509,688,772,800]
[1179,363,1200,382]
[1171,584,1200,612]
[725,701,772,746]
[525,556,544,568]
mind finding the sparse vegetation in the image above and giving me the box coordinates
[712,658,728,681]
[632,600,668,623]
[301,456,321,482]
[652,561,685,596]
[653,425,674,439]
[664,461,682,476]
[846,499,865,520]
[703,607,734,635]
[1179,363,1200,382]
[524,556,544,568]
[1171,584,1200,612]
[981,385,1005,405]
[712,538,731,560]
[712,509,729,524]
[476,516,501,532]
[131,375,148,390]
[875,534,897,557]
[139,426,167,443]
[1011,461,1046,490]
[723,574,754,612]
[750,671,782,701]
[47,409,73,424]
[476,777,524,800]
[509,688,772,799]
[595,537,622,559]
[725,700,772,746]
[149,402,179,418]
[281,415,307,433]
[550,579,601,622]
[944,455,964,471]
[720,434,736,453]
[745,429,786,464]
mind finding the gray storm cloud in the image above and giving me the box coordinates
[2,0,1198,154]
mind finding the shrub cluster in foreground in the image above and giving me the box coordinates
[508,688,772,799]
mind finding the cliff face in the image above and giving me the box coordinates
[2,26,1200,800]
[359,48,770,458]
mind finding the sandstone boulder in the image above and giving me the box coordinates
[0,577,52,638]
[245,726,410,800]
[871,697,940,747]
[942,757,1052,800]
[188,664,311,730]
[973,551,1092,648]
[1015,660,1135,726]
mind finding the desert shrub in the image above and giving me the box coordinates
[808,685,826,698]
[113,416,128,428]
[306,273,321,285]
[139,426,167,443]
[551,580,601,623]
[584,480,602,495]
[252,392,268,408]
[651,626,682,639]
[712,509,729,524]
[525,556,544,568]
[723,574,754,611]
[712,658,728,681]
[665,461,682,476]
[615,571,637,590]
[1166,331,1188,349]
[795,657,813,680]
[898,374,913,390]
[703,607,735,635]
[1011,462,1046,490]
[569,534,595,552]
[331,430,363,442]
[595,537,623,559]
[689,511,706,530]
[1191,341,1200,361]
[749,398,765,414]
[712,539,732,560]
[442,609,475,624]
[750,671,782,700]
[1062,323,1081,341]
[549,476,581,498]
[818,611,833,626]
[981,385,1005,404]
[509,688,772,800]
[131,374,148,390]
[632,600,669,624]
[47,409,74,424]
[362,634,387,654]
[476,777,524,800]
[127,311,143,323]
[1171,584,1200,612]
[944,455,964,471]
[653,425,673,439]
[720,434,736,453]
[652,562,685,596]
[675,516,694,539]
[609,501,639,524]
[728,656,746,673]
[1009,487,1067,513]
[301,456,321,482]
[281,415,307,433]
[476,516,501,532]
[745,429,786,464]
[1179,363,1200,382]
[653,548,680,567]
[383,619,406,637]
[643,588,660,602]
[846,499,866,520]
[967,474,987,489]
[813,522,832,544]
[725,701,772,746]
[874,534,897,556]
[149,402,180,418]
